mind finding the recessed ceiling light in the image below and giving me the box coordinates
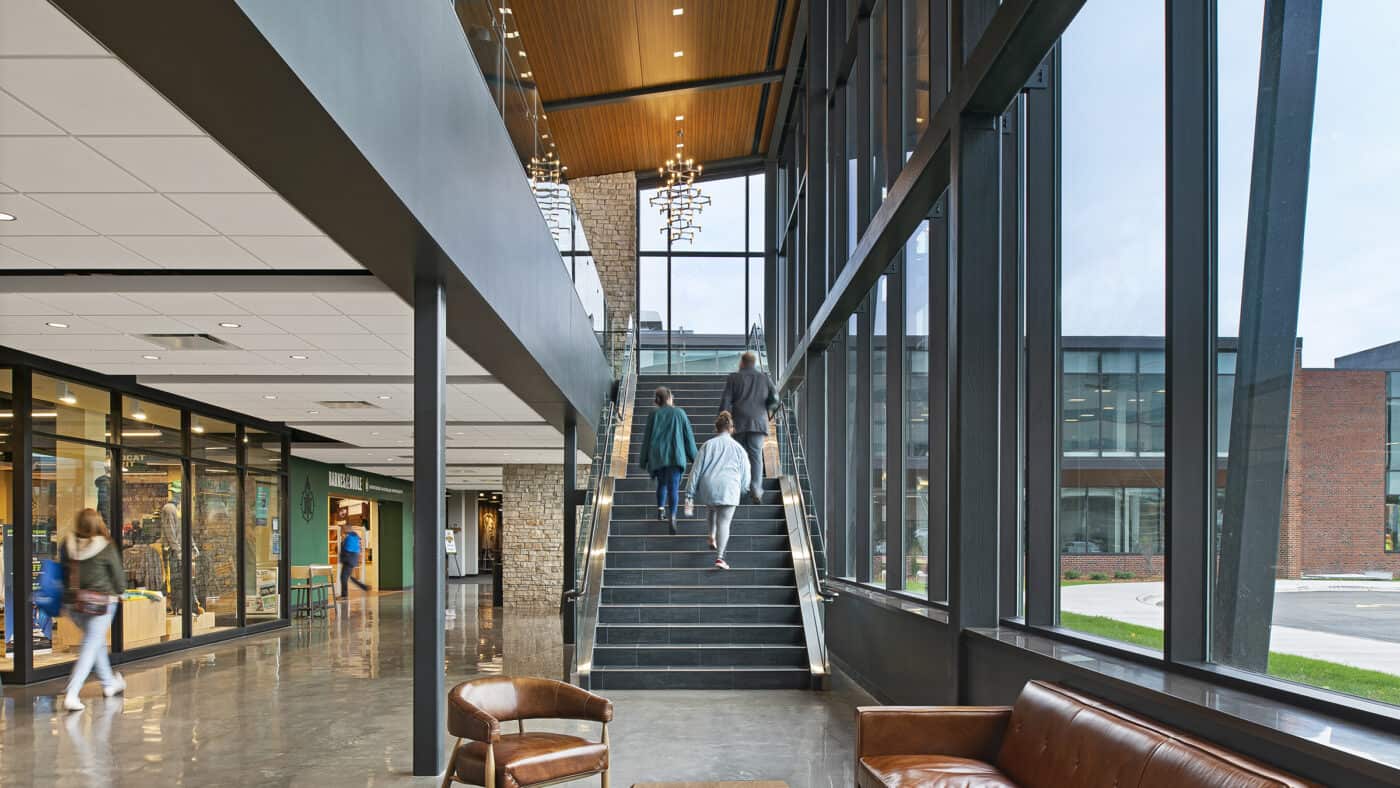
[219,322,241,328]
[454,432,466,436]
[46,322,68,329]
[289,354,308,360]
[307,410,320,415]
[192,424,205,434]
[673,50,684,58]
[131,405,148,422]
[518,50,526,57]
[675,114,684,121]
[673,7,684,15]
[0,212,15,222]
[263,394,277,400]
[378,395,392,400]
[371,431,380,436]
[143,355,160,361]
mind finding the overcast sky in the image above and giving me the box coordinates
[1063,0,1400,368]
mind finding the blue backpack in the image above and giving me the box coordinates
[35,559,65,618]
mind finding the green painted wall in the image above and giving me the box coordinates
[288,456,413,588]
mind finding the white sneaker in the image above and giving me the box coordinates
[62,695,85,712]
[103,674,126,698]
[714,558,731,570]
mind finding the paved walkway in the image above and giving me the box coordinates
[0,584,868,787]
[1061,580,1400,675]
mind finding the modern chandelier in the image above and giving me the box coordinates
[528,151,569,241]
[648,129,711,244]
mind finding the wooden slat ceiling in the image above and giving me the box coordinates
[509,0,799,179]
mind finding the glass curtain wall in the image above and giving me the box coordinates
[0,364,288,681]
[904,221,930,595]
[637,173,767,374]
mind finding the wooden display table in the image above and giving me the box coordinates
[53,595,164,652]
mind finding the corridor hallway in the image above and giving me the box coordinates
[0,582,866,786]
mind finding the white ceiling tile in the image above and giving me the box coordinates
[23,292,154,316]
[81,136,270,193]
[302,333,393,351]
[447,347,487,375]
[328,291,409,316]
[231,235,361,269]
[0,136,151,192]
[356,319,412,337]
[86,315,200,333]
[0,193,96,235]
[0,293,63,315]
[31,193,214,235]
[0,58,199,135]
[199,333,311,351]
[332,349,410,367]
[0,0,108,56]
[1,332,161,351]
[218,292,340,316]
[114,236,267,270]
[169,193,318,236]
[0,241,45,269]
[0,235,154,269]
[0,89,63,134]
[267,315,366,334]
[122,292,242,314]
[171,315,285,334]
[0,314,111,332]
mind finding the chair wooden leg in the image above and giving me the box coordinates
[440,738,462,788]
[601,723,610,788]
[485,743,496,788]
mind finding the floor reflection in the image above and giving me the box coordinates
[0,580,865,786]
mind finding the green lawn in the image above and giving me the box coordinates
[1058,612,1400,706]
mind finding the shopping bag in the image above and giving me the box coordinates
[35,559,65,618]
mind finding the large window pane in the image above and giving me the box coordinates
[871,278,889,588]
[120,452,185,647]
[870,3,889,211]
[190,413,236,464]
[639,256,669,373]
[671,257,747,373]
[191,463,239,635]
[245,473,282,621]
[639,186,668,252]
[747,258,764,340]
[32,374,110,444]
[681,176,747,252]
[901,0,930,162]
[844,315,859,578]
[245,427,283,472]
[904,222,930,595]
[32,436,111,667]
[845,73,858,257]
[121,397,182,455]
[1057,0,1165,650]
[748,174,764,253]
[1212,2,1400,706]
[574,255,605,332]
[0,370,10,671]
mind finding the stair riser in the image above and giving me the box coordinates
[612,491,782,505]
[612,505,784,520]
[598,606,801,625]
[591,669,811,690]
[596,625,803,646]
[607,552,791,569]
[608,535,788,552]
[609,521,785,536]
[614,478,779,492]
[593,646,808,667]
[601,586,797,605]
[604,569,795,586]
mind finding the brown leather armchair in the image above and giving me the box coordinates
[442,677,614,788]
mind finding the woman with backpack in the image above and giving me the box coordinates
[61,508,127,711]
[684,411,751,570]
[638,386,698,534]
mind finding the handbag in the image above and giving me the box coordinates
[64,552,111,617]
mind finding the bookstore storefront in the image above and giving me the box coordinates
[288,457,413,592]
[0,358,290,684]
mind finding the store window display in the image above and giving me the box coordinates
[191,463,239,635]
[32,374,111,446]
[1,369,13,671]
[119,453,186,648]
[244,472,280,620]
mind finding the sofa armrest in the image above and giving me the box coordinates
[855,706,1013,763]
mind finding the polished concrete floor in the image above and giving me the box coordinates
[0,583,869,787]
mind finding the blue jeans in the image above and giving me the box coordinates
[654,466,684,516]
[340,560,370,597]
[65,602,116,699]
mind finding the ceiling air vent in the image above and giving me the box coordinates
[315,400,383,410]
[141,333,239,351]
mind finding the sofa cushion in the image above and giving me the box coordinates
[859,754,1018,788]
[454,732,607,788]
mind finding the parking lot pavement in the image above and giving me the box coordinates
[1061,580,1400,675]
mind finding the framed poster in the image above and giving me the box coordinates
[444,529,458,555]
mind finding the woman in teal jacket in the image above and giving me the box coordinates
[639,386,698,533]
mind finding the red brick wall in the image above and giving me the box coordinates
[1062,553,1163,579]
[1289,368,1400,576]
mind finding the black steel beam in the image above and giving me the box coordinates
[767,1,812,162]
[928,189,951,602]
[412,272,447,776]
[1022,46,1059,628]
[543,70,784,113]
[947,111,1001,641]
[1164,0,1217,664]
[998,98,1024,620]
[562,419,577,645]
[1214,0,1322,672]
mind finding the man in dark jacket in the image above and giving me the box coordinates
[719,351,778,503]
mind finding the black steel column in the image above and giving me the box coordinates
[806,0,830,319]
[13,369,33,681]
[412,269,447,776]
[947,110,1002,644]
[855,15,872,237]
[1165,0,1216,663]
[855,301,874,583]
[562,419,578,645]
[1022,47,1059,628]
[927,190,951,602]
[765,159,781,369]
[885,261,906,592]
[1214,0,1322,672]
[998,98,1025,619]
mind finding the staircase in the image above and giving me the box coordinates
[589,373,813,690]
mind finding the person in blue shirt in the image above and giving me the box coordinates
[339,525,372,598]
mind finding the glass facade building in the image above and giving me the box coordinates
[0,355,289,683]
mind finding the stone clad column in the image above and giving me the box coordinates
[569,172,637,339]
[502,464,566,609]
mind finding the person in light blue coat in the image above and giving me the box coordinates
[684,411,751,570]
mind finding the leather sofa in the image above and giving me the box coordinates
[855,680,1318,787]
[443,676,613,788]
